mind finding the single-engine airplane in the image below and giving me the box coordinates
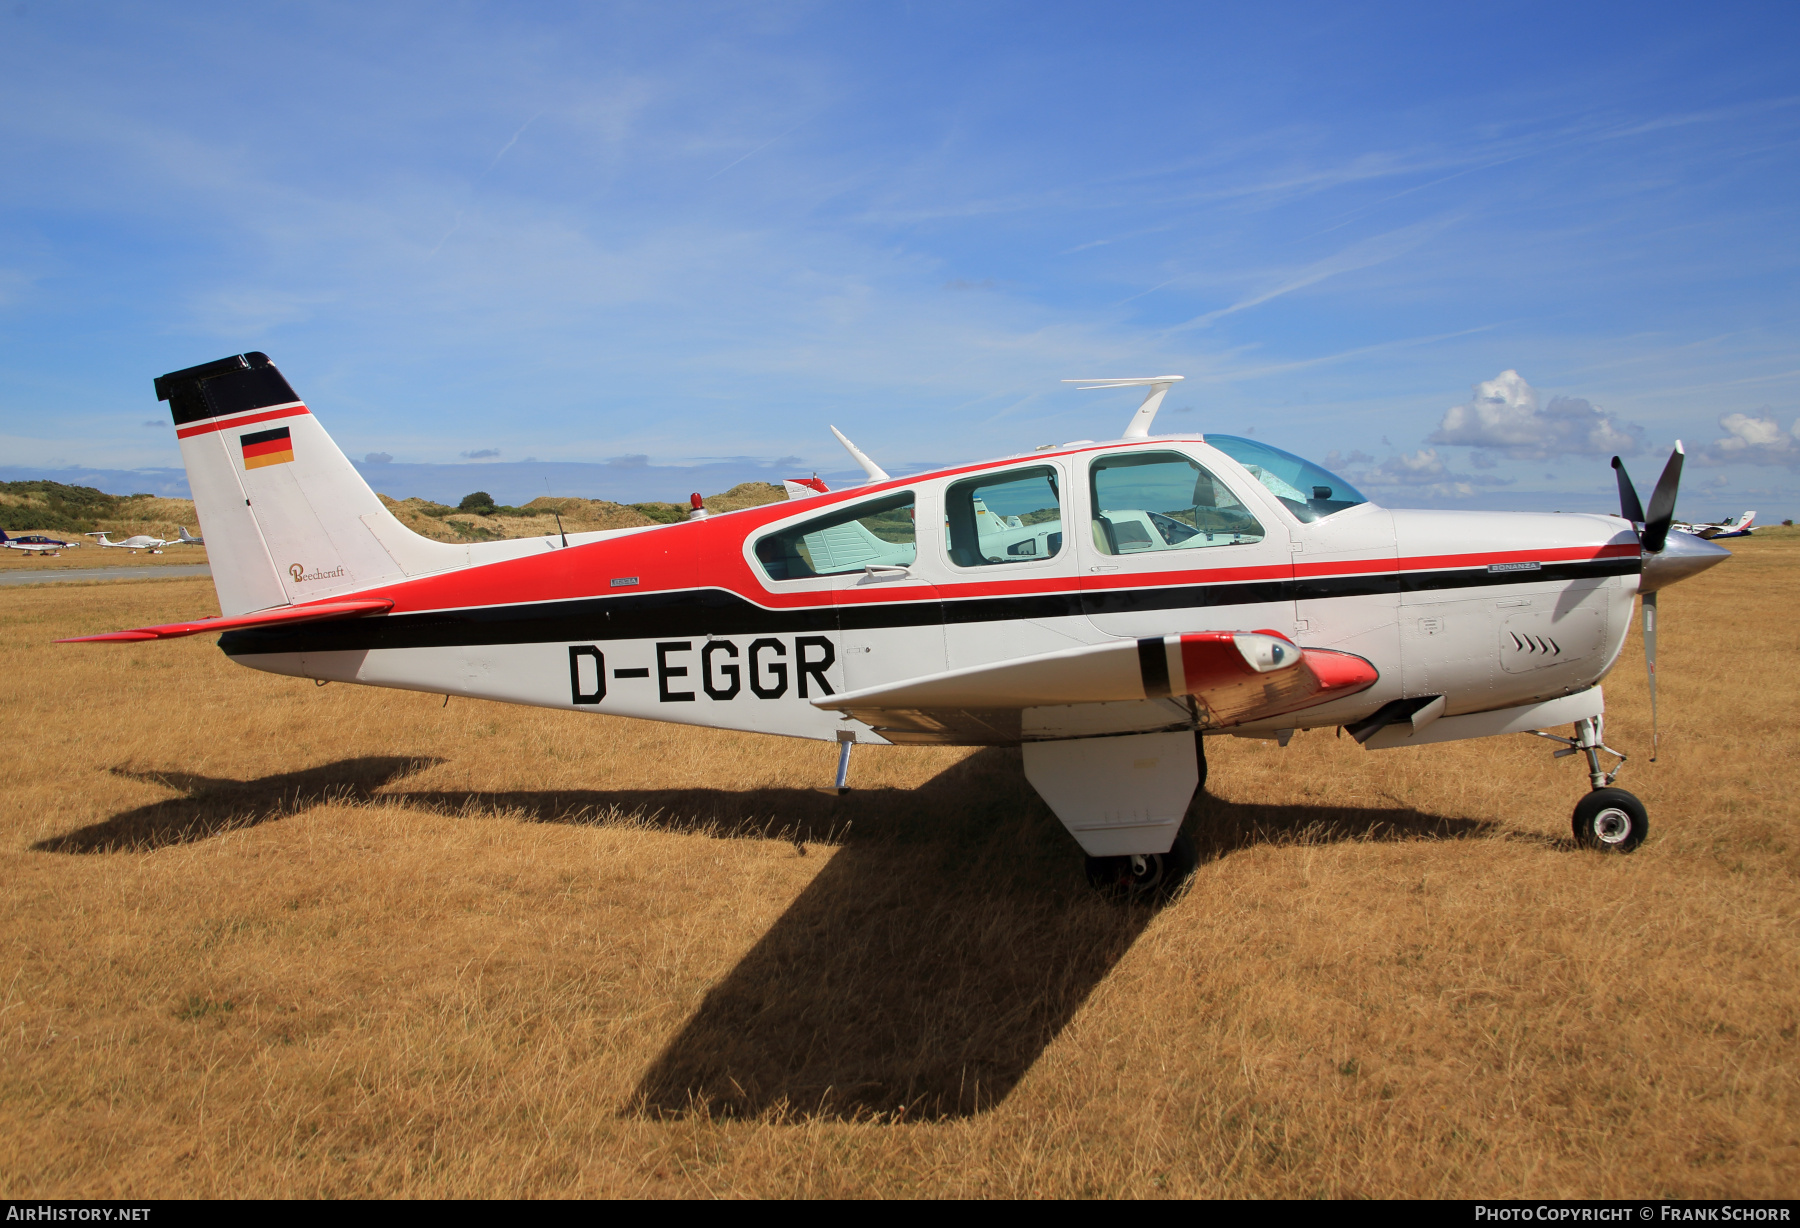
[1673,511,1755,540]
[62,354,1732,897]
[1,530,77,555]
[86,532,173,554]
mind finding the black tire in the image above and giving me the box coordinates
[1572,788,1648,853]
[1085,831,1199,902]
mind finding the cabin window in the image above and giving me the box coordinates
[1088,450,1266,555]
[944,466,1063,568]
[753,491,917,581]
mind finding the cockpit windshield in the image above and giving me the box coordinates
[1204,435,1369,523]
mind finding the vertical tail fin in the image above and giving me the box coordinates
[157,352,466,616]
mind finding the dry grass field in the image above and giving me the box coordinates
[0,531,1795,1198]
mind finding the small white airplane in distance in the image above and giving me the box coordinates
[174,526,205,545]
[1,530,77,555]
[1673,511,1755,540]
[86,532,173,554]
[63,352,1733,899]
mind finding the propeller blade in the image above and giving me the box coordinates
[1641,441,1685,554]
[1610,456,1645,525]
[1643,590,1659,762]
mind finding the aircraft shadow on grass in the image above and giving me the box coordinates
[39,747,1496,1122]
[392,748,1496,1123]
[32,757,443,854]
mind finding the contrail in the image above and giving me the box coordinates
[485,112,542,175]
[709,120,805,180]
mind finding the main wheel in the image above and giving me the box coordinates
[1572,788,1648,853]
[1085,831,1198,902]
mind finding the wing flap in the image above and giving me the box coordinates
[58,598,394,643]
[816,631,1377,743]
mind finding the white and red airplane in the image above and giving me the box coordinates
[1673,511,1755,540]
[62,354,1730,897]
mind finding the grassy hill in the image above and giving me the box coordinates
[378,482,788,543]
[0,481,204,540]
[0,479,790,545]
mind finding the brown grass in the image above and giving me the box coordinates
[0,531,1796,1198]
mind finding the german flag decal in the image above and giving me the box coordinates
[241,426,294,470]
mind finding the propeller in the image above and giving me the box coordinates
[1610,443,1687,760]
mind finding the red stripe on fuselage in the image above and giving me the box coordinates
[350,509,1635,623]
[176,403,310,439]
[1298,541,1640,579]
[248,434,1636,620]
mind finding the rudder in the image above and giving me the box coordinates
[158,352,464,615]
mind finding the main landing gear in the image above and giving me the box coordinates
[1531,715,1648,853]
[1085,832,1199,902]
[1081,730,1207,901]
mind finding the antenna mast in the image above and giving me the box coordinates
[1063,376,1185,439]
[830,425,891,483]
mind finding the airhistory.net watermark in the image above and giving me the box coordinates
[6,1209,151,1222]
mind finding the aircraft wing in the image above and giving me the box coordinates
[58,598,394,643]
[814,631,1378,744]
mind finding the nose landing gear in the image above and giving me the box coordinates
[1529,715,1648,853]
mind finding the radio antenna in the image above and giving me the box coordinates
[1063,375,1184,439]
[544,477,568,547]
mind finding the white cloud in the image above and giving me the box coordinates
[1702,411,1800,467]
[1334,446,1512,500]
[1428,370,1644,460]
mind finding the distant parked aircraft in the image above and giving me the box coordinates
[175,526,205,545]
[1672,511,1754,540]
[86,532,172,554]
[1,530,76,555]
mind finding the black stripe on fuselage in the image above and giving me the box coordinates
[219,556,1637,657]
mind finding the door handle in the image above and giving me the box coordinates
[1089,565,1120,573]
[862,564,911,581]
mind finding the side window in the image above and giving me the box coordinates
[1089,451,1265,556]
[944,465,1063,568]
[754,491,916,581]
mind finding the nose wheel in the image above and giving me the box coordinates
[1530,716,1649,854]
[1572,788,1648,853]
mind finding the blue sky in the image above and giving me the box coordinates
[1,1,1796,516]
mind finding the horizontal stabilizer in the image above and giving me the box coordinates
[815,631,1377,742]
[59,598,393,643]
